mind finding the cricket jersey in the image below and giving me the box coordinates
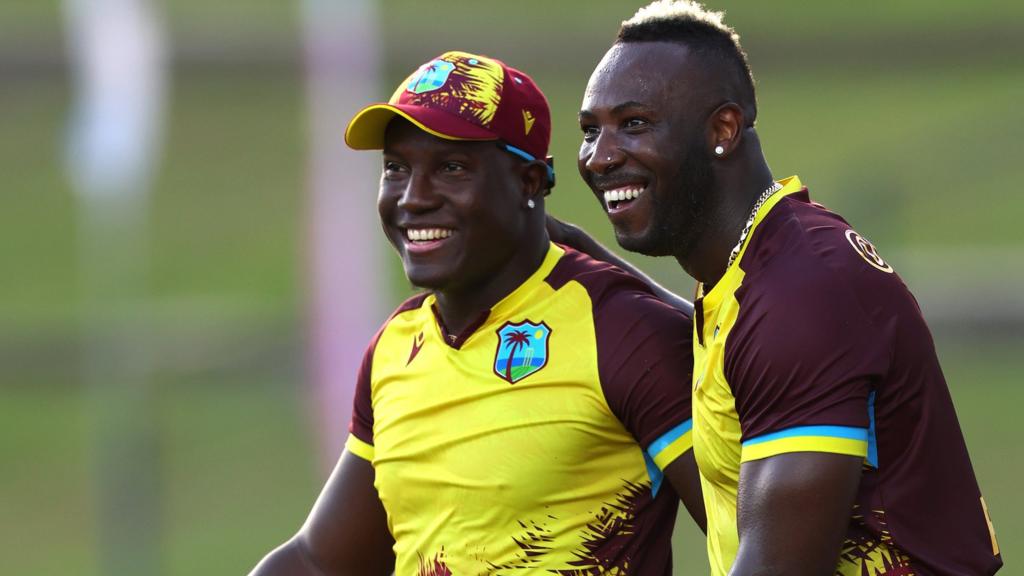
[346,243,694,575]
[692,176,1001,575]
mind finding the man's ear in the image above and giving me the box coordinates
[707,102,745,158]
[521,160,549,206]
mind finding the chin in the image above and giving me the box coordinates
[613,226,673,257]
[402,265,449,291]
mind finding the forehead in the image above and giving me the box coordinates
[581,41,703,113]
[383,118,497,158]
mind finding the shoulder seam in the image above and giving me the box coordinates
[392,291,430,317]
[544,245,653,303]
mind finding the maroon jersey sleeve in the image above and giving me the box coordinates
[595,288,694,448]
[546,247,693,450]
[725,209,891,443]
[348,339,376,446]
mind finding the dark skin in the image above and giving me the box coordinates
[732,454,863,576]
[546,217,693,316]
[567,40,864,575]
[249,118,706,575]
[248,453,395,575]
[376,119,550,335]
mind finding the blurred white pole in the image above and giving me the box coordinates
[63,0,167,573]
[65,0,166,202]
[302,0,384,474]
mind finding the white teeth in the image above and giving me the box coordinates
[406,228,452,242]
[603,186,644,205]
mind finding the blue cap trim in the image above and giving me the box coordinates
[503,143,555,186]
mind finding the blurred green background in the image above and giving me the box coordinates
[2,1,1020,574]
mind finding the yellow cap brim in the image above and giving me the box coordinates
[344,105,400,150]
[344,104,493,150]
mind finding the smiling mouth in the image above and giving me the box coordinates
[602,185,646,212]
[406,227,452,242]
[402,227,454,253]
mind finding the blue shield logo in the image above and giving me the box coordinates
[406,59,455,94]
[494,320,551,384]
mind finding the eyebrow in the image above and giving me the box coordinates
[579,100,653,118]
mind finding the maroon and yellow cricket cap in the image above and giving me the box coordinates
[345,50,552,163]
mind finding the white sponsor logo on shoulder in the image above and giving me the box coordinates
[845,229,894,273]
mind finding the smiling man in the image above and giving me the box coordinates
[249,51,704,576]
[561,2,1004,575]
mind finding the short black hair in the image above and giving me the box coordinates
[617,1,757,120]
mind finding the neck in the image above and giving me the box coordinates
[434,227,550,337]
[684,153,774,290]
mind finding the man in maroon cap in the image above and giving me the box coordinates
[249,51,703,576]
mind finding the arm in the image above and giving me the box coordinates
[249,451,395,576]
[547,215,693,316]
[663,450,707,533]
[728,452,862,576]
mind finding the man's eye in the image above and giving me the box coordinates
[624,118,649,129]
[581,126,600,142]
[441,162,465,173]
[383,161,406,177]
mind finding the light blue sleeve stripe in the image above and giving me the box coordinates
[742,424,869,447]
[647,418,693,459]
[866,390,879,468]
[643,450,664,498]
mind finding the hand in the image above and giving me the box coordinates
[544,214,693,317]
[545,214,580,247]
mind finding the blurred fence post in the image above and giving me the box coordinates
[302,0,383,474]
[63,0,168,573]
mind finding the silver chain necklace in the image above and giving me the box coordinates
[725,181,783,269]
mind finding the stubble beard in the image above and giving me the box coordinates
[623,141,715,261]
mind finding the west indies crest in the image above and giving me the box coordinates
[494,320,551,384]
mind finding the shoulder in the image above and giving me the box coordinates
[546,244,691,329]
[552,246,694,450]
[544,244,648,297]
[390,291,432,319]
[351,294,432,447]
[737,194,904,322]
[724,196,894,384]
[368,292,432,358]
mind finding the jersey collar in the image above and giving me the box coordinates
[698,175,804,307]
[429,242,564,349]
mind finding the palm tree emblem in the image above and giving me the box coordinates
[502,329,531,382]
[494,320,551,384]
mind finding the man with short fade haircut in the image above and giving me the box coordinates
[249,50,705,576]
[559,1,1003,574]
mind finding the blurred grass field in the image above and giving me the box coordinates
[2,1,1021,574]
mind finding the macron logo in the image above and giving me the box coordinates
[523,109,535,135]
[407,331,425,366]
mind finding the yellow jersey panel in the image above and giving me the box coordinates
[349,243,695,575]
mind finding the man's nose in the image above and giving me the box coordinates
[397,172,439,212]
[585,130,624,175]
